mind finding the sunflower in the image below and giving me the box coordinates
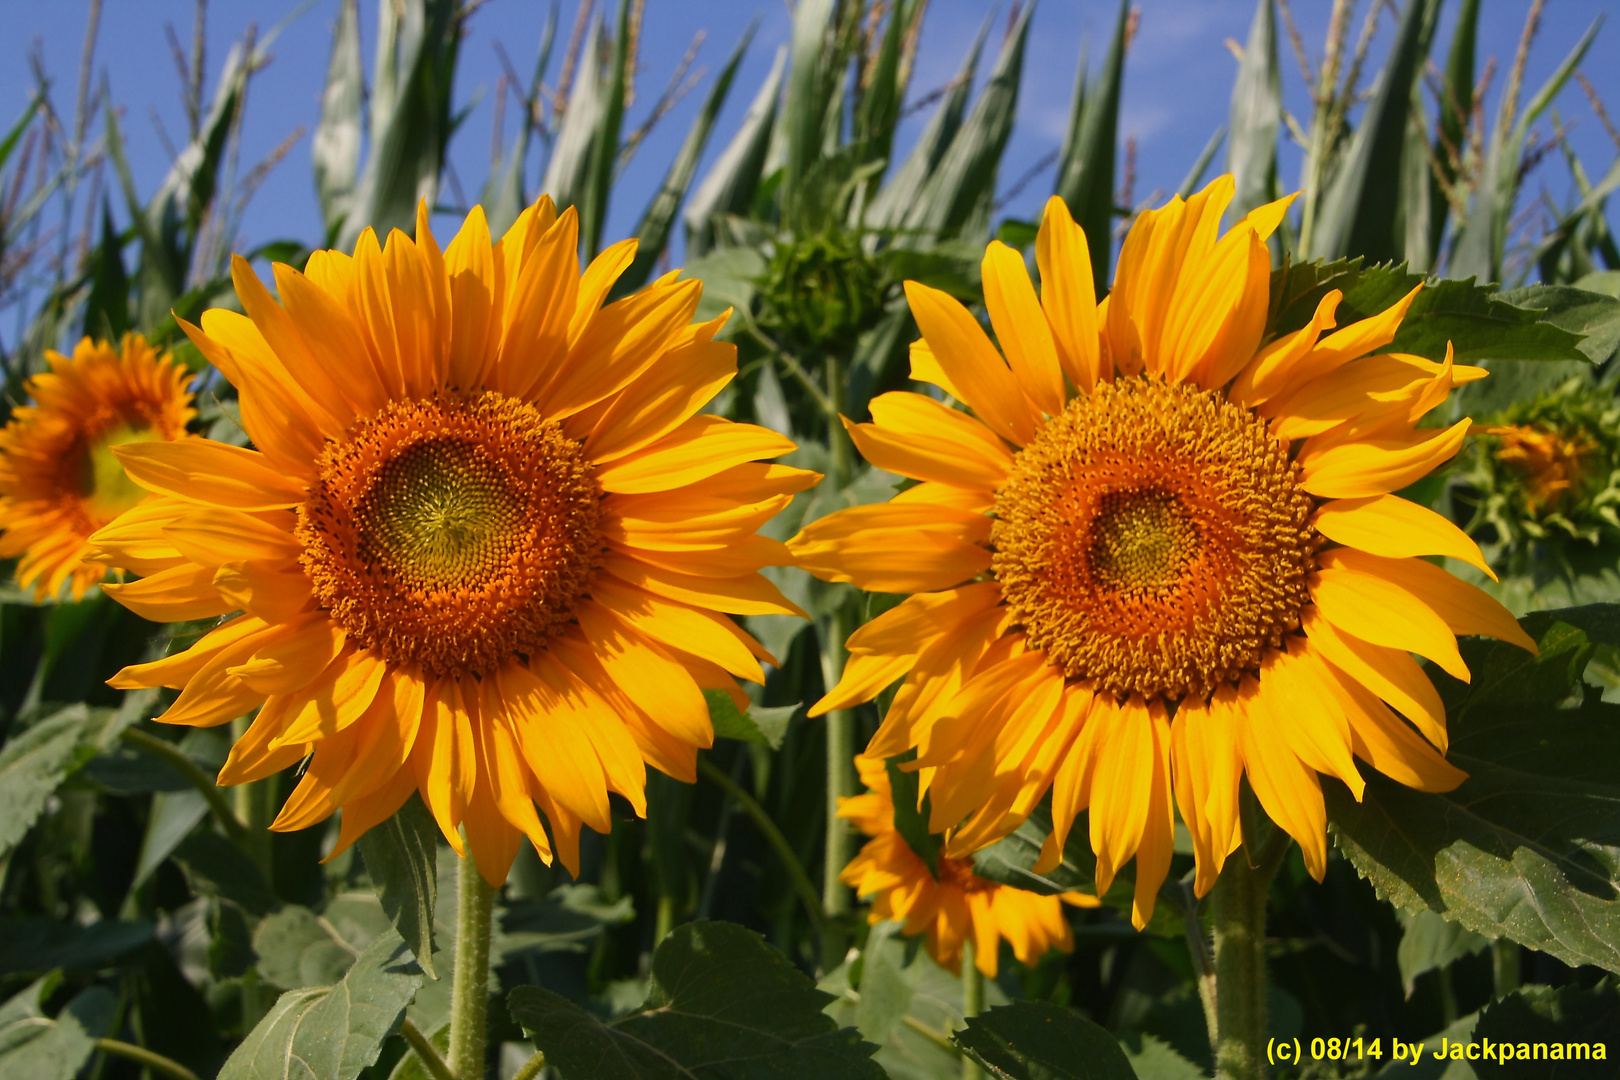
[790,176,1534,929]
[841,755,1089,977]
[0,334,195,602]
[90,198,815,885]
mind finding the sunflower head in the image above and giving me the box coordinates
[840,756,1087,977]
[0,334,194,601]
[91,198,816,885]
[793,175,1531,928]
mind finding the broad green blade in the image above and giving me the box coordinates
[1054,0,1128,294]
[899,4,1032,245]
[341,0,461,249]
[539,14,606,220]
[852,0,907,177]
[1428,0,1477,268]
[480,5,557,238]
[865,15,985,231]
[1179,125,1227,199]
[1226,0,1281,224]
[1307,0,1436,263]
[777,0,840,220]
[1454,14,1602,281]
[314,0,363,243]
[1399,82,1434,271]
[683,43,786,257]
[581,0,633,257]
[616,24,754,295]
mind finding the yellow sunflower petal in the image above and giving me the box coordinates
[1338,549,1535,652]
[1313,494,1494,578]
[1310,552,1470,682]
[113,439,306,510]
[101,563,230,622]
[904,280,1040,445]
[1035,195,1102,392]
[1300,418,1471,499]
[982,239,1065,415]
[1301,606,1449,752]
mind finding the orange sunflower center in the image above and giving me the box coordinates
[297,391,601,677]
[935,853,996,894]
[990,376,1317,700]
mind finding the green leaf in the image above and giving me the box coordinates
[581,0,633,257]
[1327,608,1620,976]
[508,920,885,1080]
[342,0,460,249]
[1265,257,1425,341]
[0,984,116,1080]
[1387,278,1590,363]
[1055,0,1128,291]
[821,919,1009,1080]
[1396,908,1489,997]
[616,24,753,295]
[314,0,363,240]
[0,918,154,976]
[1226,0,1280,223]
[1308,0,1435,262]
[0,704,96,862]
[952,1001,1138,1080]
[542,14,607,220]
[1494,284,1620,366]
[778,0,840,221]
[1120,1032,1206,1080]
[357,794,438,979]
[865,23,983,232]
[254,897,394,991]
[704,689,796,750]
[901,4,1032,245]
[684,45,785,258]
[1470,981,1619,1076]
[219,928,424,1080]
[172,829,280,917]
[1427,0,1478,266]
[884,753,941,876]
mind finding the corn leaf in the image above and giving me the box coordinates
[684,44,786,257]
[1308,0,1436,263]
[778,0,840,221]
[1054,0,1126,290]
[1427,0,1478,267]
[615,24,753,296]
[581,0,632,257]
[1226,0,1280,224]
[314,0,363,243]
[540,15,606,222]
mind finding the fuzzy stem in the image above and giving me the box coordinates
[960,941,985,1080]
[1492,939,1521,1000]
[1211,845,1284,1080]
[447,855,497,1080]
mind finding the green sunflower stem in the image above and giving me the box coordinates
[230,714,276,1032]
[1210,840,1287,1080]
[447,853,497,1080]
[960,942,984,1080]
[821,605,855,973]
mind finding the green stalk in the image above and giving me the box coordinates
[960,941,984,1080]
[231,714,276,1033]
[1210,838,1287,1080]
[697,755,826,937]
[120,728,247,842]
[447,854,497,1080]
[820,349,856,974]
[1492,939,1521,1000]
[94,1038,200,1080]
[401,1020,456,1080]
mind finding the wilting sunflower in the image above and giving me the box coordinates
[841,756,1089,977]
[0,335,195,601]
[91,198,814,885]
[791,176,1534,928]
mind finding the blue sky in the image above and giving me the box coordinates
[2,0,1615,272]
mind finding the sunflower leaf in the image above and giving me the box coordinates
[884,752,941,877]
[1388,278,1591,364]
[705,689,797,750]
[951,1001,1137,1080]
[219,928,422,1080]
[1471,981,1620,1070]
[0,704,94,863]
[357,794,438,980]
[1327,606,1620,976]
[507,920,885,1080]
[0,984,117,1080]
